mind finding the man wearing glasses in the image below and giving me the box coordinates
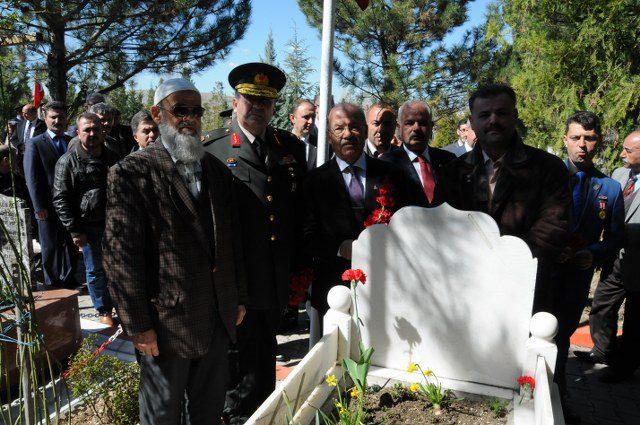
[204,63,307,424]
[105,78,247,425]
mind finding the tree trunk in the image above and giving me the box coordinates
[45,7,67,104]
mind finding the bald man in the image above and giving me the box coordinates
[364,103,398,158]
[588,130,640,382]
[10,104,46,154]
[380,100,455,207]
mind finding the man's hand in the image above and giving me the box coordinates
[236,305,246,325]
[132,329,159,356]
[35,210,47,220]
[338,240,354,260]
[72,234,88,248]
[571,250,594,270]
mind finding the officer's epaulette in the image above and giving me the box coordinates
[202,126,232,147]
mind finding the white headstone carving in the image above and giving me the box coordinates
[351,204,537,389]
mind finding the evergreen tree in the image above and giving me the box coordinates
[109,81,145,124]
[260,28,278,66]
[0,46,30,125]
[297,0,471,110]
[202,81,231,131]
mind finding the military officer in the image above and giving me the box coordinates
[204,62,307,424]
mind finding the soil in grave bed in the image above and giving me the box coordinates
[347,388,509,424]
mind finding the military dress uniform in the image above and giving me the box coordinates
[203,63,307,423]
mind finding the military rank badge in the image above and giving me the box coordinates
[227,158,238,168]
[231,133,241,148]
[598,195,607,219]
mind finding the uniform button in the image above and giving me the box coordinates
[212,266,218,273]
[267,195,273,202]
[267,176,273,183]
[269,214,275,222]
[270,235,277,241]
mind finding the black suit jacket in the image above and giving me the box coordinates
[10,119,46,153]
[205,119,307,310]
[302,156,407,314]
[380,146,455,207]
[23,132,71,213]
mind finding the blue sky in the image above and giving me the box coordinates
[134,0,493,98]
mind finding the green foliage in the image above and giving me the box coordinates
[261,28,278,66]
[297,0,471,112]
[67,335,140,425]
[202,81,231,131]
[433,112,464,148]
[389,382,407,399]
[0,47,30,125]
[108,81,145,124]
[487,397,510,418]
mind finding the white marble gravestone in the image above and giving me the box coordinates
[351,204,538,389]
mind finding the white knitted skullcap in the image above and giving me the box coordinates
[153,78,199,105]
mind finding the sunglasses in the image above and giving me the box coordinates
[158,105,205,118]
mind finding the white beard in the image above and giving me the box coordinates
[159,122,204,163]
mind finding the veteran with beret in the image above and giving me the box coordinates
[204,62,307,423]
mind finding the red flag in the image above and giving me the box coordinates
[33,79,44,109]
[355,0,369,10]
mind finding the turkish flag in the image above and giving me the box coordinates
[355,0,369,10]
[33,80,44,109]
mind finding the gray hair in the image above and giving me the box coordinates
[397,100,433,124]
[328,103,367,132]
[89,102,115,118]
[130,110,154,133]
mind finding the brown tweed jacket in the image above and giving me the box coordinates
[104,142,247,358]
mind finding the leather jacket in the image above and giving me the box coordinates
[52,143,119,235]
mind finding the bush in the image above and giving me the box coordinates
[66,335,139,425]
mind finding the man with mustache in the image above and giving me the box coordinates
[380,100,455,207]
[104,78,247,425]
[365,103,398,158]
[24,101,78,289]
[53,113,120,326]
[302,103,407,330]
[204,63,307,424]
[443,84,571,315]
[444,119,476,158]
[290,99,318,169]
[586,130,640,383]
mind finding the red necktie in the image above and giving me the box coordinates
[417,156,435,203]
[623,176,636,199]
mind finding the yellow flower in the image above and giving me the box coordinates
[350,387,360,398]
[339,406,348,415]
[409,383,420,392]
[423,368,433,376]
[335,401,344,409]
[326,374,338,387]
[407,363,419,373]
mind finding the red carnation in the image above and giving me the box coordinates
[342,268,366,284]
[517,375,535,391]
[375,195,395,208]
[377,184,392,196]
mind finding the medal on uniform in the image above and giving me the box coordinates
[231,133,241,148]
[227,158,238,168]
[598,195,607,220]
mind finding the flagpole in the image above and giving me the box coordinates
[316,0,336,166]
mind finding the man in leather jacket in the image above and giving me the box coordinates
[53,112,119,326]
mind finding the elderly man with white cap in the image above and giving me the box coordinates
[104,78,247,425]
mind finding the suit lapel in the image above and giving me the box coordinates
[364,156,379,213]
[578,177,601,226]
[615,168,640,222]
[151,143,211,258]
[627,189,640,222]
[490,143,530,215]
[233,120,268,175]
[42,132,61,159]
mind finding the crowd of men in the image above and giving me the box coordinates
[1,60,639,425]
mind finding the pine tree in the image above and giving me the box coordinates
[260,28,278,66]
[109,81,145,123]
[202,81,231,131]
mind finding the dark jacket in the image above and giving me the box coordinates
[10,118,46,153]
[302,155,408,314]
[104,142,247,358]
[204,119,307,310]
[381,145,455,207]
[52,143,120,235]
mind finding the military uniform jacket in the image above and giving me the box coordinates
[204,118,307,309]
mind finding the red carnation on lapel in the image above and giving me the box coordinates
[365,184,396,227]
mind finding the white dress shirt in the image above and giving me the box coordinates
[24,119,37,141]
[162,140,202,199]
[335,153,367,198]
[403,144,431,187]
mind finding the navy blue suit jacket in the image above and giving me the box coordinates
[567,160,625,266]
[23,132,71,213]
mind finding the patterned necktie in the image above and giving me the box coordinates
[347,165,364,208]
[417,155,435,203]
[623,175,636,199]
[572,171,586,222]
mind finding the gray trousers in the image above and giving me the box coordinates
[138,327,229,425]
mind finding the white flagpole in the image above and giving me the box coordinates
[316,0,336,166]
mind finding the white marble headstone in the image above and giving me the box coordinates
[351,204,537,389]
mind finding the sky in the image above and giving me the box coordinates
[134,0,493,98]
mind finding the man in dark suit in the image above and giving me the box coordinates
[585,130,640,382]
[104,78,247,425]
[23,101,77,288]
[290,99,317,170]
[551,111,624,403]
[365,103,399,158]
[10,103,46,154]
[381,100,455,207]
[303,103,407,324]
[204,63,307,424]
[443,84,571,314]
